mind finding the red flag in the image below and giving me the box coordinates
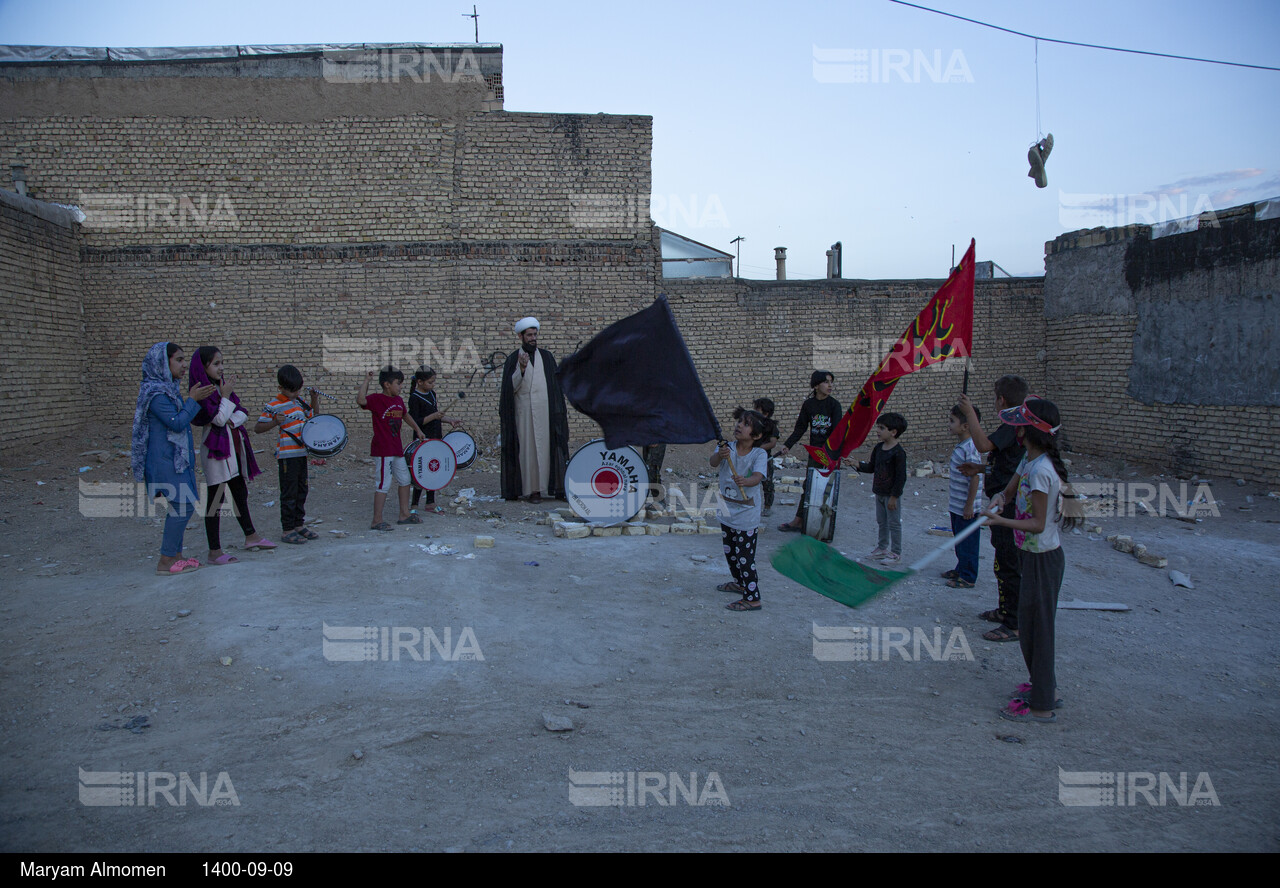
[805,239,976,470]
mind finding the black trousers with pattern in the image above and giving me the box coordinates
[721,524,760,601]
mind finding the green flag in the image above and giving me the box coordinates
[772,517,990,609]
[771,535,906,609]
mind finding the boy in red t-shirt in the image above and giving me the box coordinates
[358,367,426,530]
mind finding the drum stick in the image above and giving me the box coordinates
[308,386,338,402]
[437,391,466,417]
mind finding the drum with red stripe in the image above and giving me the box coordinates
[564,438,650,524]
[404,438,457,491]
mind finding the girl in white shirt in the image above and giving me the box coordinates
[982,398,1082,724]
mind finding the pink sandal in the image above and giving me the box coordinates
[210,553,239,565]
[157,560,199,576]
[245,538,277,551]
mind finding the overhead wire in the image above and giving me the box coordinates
[887,0,1280,72]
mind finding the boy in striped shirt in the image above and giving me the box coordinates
[943,403,982,587]
[255,365,319,544]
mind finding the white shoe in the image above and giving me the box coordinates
[1027,134,1053,188]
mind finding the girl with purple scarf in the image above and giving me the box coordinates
[131,342,217,575]
[190,346,276,563]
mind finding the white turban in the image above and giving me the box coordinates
[514,317,539,335]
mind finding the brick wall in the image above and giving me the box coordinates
[1043,210,1280,483]
[662,277,1046,461]
[77,238,660,452]
[4,56,1274,481]
[0,112,653,246]
[0,191,90,455]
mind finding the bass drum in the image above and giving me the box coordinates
[299,414,348,457]
[443,430,478,470]
[404,438,457,491]
[564,438,650,525]
[800,467,840,542]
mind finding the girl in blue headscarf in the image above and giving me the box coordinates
[131,342,217,575]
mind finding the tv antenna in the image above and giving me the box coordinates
[730,236,745,278]
[463,5,480,42]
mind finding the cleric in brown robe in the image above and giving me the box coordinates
[499,317,569,502]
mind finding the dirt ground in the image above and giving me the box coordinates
[2,420,1278,853]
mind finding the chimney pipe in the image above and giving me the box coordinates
[11,164,28,197]
[774,246,787,281]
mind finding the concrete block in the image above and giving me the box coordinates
[1138,552,1168,568]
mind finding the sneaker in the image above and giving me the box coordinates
[868,547,887,559]
[878,552,902,566]
[1027,133,1053,188]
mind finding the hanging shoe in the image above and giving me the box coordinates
[1027,133,1053,188]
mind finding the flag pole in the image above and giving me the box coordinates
[713,419,752,504]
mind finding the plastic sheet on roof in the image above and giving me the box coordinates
[0,43,502,64]
[1255,198,1280,222]
[0,45,108,62]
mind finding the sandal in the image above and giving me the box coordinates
[725,599,762,612]
[777,522,801,533]
[941,569,959,579]
[245,538,277,550]
[1013,683,1064,708]
[370,522,393,532]
[397,515,423,525]
[946,578,975,588]
[281,531,307,544]
[210,553,239,565]
[978,609,1003,623]
[999,699,1057,723]
[983,626,1019,643]
[298,527,320,540]
[716,582,746,593]
[156,560,199,575]
[428,506,445,514]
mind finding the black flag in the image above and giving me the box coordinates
[556,295,720,450]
